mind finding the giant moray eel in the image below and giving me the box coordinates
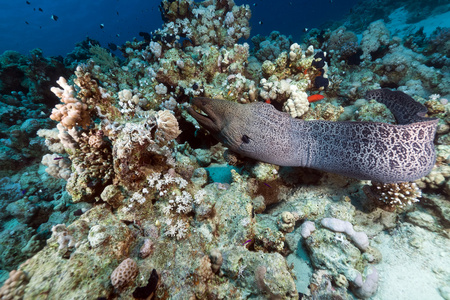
[187,89,438,183]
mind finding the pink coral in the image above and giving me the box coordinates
[50,77,90,129]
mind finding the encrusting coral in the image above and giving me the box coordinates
[0,270,29,299]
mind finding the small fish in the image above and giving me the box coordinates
[25,21,29,25]
[51,14,58,21]
[53,156,64,160]
[116,11,119,15]
[100,23,104,29]
[258,21,263,25]
[303,28,309,32]
[73,209,84,216]
[253,3,257,6]
[116,33,120,37]
[242,239,251,246]
[21,189,27,195]
[263,182,271,188]
[139,31,151,41]
[265,99,271,104]
[307,94,325,103]
[26,1,30,4]
[38,7,43,12]
[108,43,117,51]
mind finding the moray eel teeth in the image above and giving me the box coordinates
[188,89,438,183]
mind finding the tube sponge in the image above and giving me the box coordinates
[352,266,379,299]
[50,77,90,129]
[300,220,316,239]
[321,218,369,251]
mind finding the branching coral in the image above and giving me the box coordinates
[156,0,251,48]
[255,43,331,119]
[89,45,118,72]
[360,20,390,60]
[50,77,90,129]
[145,171,205,240]
[252,31,292,62]
[41,153,71,180]
[66,129,114,202]
[363,181,421,211]
[260,77,310,118]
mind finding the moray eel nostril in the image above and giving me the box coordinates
[188,89,438,183]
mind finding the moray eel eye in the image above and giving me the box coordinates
[242,135,250,143]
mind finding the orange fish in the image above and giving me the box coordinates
[307,94,325,103]
[265,99,271,104]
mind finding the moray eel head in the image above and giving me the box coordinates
[187,97,225,134]
[187,97,293,164]
[187,97,249,152]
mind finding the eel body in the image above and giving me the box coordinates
[187,89,438,183]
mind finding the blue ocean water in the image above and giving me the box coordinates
[0,1,161,56]
[0,0,358,56]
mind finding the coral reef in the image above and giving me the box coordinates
[157,0,251,48]
[0,1,449,299]
[252,31,292,62]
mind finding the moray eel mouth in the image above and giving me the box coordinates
[187,97,222,134]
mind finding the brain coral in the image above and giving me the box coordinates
[111,258,139,290]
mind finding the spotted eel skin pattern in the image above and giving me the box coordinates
[188,89,438,183]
